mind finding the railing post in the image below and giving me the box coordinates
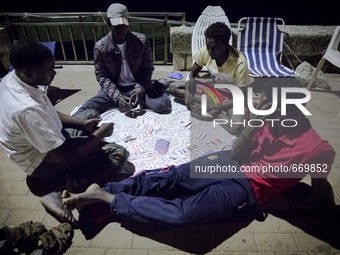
[0,12,190,66]
[164,15,168,65]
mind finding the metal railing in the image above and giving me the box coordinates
[0,12,190,67]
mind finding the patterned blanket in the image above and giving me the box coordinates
[73,97,236,174]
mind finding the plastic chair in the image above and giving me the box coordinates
[237,17,299,78]
[9,41,56,72]
[307,26,340,90]
[191,5,232,71]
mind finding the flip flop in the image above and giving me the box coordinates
[0,221,47,254]
[38,222,74,255]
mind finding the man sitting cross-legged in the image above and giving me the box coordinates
[0,39,133,226]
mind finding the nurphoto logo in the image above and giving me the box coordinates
[200,84,312,128]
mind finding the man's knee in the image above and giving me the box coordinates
[145,94,172,113]
[102,142,128,166]
[73,109,100,120]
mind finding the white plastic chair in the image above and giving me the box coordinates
[307,26,340,90]
[237,17,299,78]
[191,5,232,71]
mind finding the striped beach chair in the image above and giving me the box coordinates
[237,17,299,78]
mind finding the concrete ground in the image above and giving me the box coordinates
[0,65,339,255]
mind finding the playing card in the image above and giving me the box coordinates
[168,154,180,161]
[137,123,153,134]
[149,118,162,131]
[119,133,137,142]
[178,147,190,156]
[167,72,184,80]
[129,143,147,154]
[175,148,190,159]
[177,119,191,127]
[143,124,154,134]
[191,130,207,140]
[206,137,225,149]
[187,143,200,153]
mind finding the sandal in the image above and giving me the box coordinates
[38,222,74,255]
[0,221,47,254]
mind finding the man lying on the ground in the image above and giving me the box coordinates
[45,78,337,235]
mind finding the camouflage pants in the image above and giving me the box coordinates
[67,109,134,175]
[27,109,134,196]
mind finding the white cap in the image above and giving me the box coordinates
[107,3,129,26]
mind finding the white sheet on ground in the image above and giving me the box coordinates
[73,97,237,174]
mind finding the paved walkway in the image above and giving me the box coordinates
[0,65,339,255]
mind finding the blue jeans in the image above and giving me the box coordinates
[74,89,171,115]
[103,151,256,225]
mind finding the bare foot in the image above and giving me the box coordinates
[62,190,75,210]
[63,183,113,212]
[41,191,78,226]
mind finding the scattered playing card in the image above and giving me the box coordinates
[129,142,147,154]
[206,138,225,149]
[149,118,162,131]
[168,154,180,161]
[137,117,161,134]
[177,119,191,127]
[191,130,207,140]
[119,133,137,142]
[167,72,184,80]
[143,124,154,134]
[137,123,153,134]
[187,143,200,153]
[178,146,190,156]
[175,149,189,159]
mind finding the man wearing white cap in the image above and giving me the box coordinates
[73,3,172,115]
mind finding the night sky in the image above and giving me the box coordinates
[1,0,339,25]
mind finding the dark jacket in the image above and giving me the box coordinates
[93,31,154,103]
